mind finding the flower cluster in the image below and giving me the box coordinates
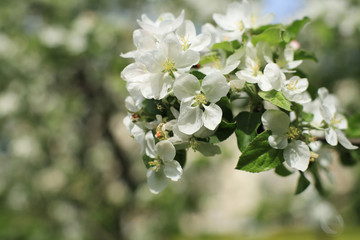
[121,1,357,194]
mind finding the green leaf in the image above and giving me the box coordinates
[300,111,314,122]
[175,149,187,168]
[216,97,233,122]
[294,49,318,62]
[275,164,293,177]
[236,131,284,172]
[308,162,326,197]
[234,111,262,151]
[295,172,311,195]
[210,120,236,144]
[250,24,284,35]
[347,112,360,138]
[286,17,310,42]
[211,40,240,53]
[259,90,292,111]
[143,99,163,116]
[190,71,206,80]
[251,27,286,46]
[199,52,218,65]
[235,111,262,134]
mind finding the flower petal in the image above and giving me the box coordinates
[146,169,168,194]
[145,131,156,158]
[325,127,338,146]
[173,74,200,100]
[268,135,288,149]
[201,72,229,103]
[178,103,203,135]
[156,140,176,162]
[202,103,222,131]
[141,73,173,99]
[190,33,212,52]
[164,160,183,181]
[261,110,290,135]
[336,129,358,150]
[284,140,310,172]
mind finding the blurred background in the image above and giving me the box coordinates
[0,0,360,239]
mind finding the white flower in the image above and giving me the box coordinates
[173,72,229,135]
[145,139,183,194]
[258,63,285,91]
[176,20,211,52]
[262,110,311,171]
[121,33,199,99]
[235,43,263,84]
[200,49,243,75]
[201,23,223,47]
[316,87,357,149]
[213,1,273,41]
[137,10,185,38]
[282,76,311,104]
[120,29,157,59]
[265,44,303,73]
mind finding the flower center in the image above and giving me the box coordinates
[251,58,261,76]
[163,58,176,73]
[131,113,140,122]
[148,159,162,172]
[330,113,343,126]
[286,78,299,91]
[180,35,191,51]
[287,126,301,140]
[193,93,207,107]
[155,123,168,140]
[238,20,245,31]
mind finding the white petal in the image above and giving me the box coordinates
[236,70,260,84]
[336,129,358,150]
[121,62,147,82]
[268,135,288,149]
[320,104,333,124]
[201,72,229,103]
[190,33,212,52]
[174,49,200,70]
[173,74,200,100]
[213,13,236,31]
[138,50,164,73]
[147,169,168,194]
[258,75,274,91]
[141,73,173,99]
[133,29,156,51]
[156,140,176,162]
[202,103,222,131]
[145,131,156,158]
[176,20,196,40]
[177,104,203,135]
[284,45,295,62]
[286,60,303,69]
[333,113,348,129]
[221,60,240,75]
[164,160,183,181]
[262,63,283,91]
[325,127,338,146]
[318,87,329,101]
[261,110,290,135]
[284,140,310,172]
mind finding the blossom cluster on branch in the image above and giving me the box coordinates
[121,1,357,194]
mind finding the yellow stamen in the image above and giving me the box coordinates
[192,93,207,107]
[148,159,161,172]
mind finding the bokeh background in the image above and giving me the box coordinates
[1,0,360,239]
